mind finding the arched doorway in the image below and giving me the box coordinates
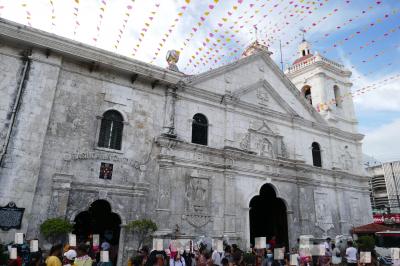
[73,200,121,263]
[249,184,289,248]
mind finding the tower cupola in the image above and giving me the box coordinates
[298,39,312,58]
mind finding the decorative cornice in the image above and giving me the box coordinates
[0,18,184,85]
[70,181,150,197]
[156,136,368,183]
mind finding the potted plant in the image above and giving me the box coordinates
[40,218,73,245]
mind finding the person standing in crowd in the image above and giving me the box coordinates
[220,258,228,266]
[232,251,243,266]
[63,250,77,266]
[74,244,92,266]
[345,241,358,266]
[331,244,341,266]
[7,246,23,266]
[317,248,331,266]
[262,249,273,266]
[211,248,221,266]
[268,237,276,251]
[323,238,331,253]
[46,245,63,266]
[222,246,232,263]
[139,246,150,266]
[170,252,185,266]
[29,251,43,266]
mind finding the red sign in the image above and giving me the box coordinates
[373,214,400,224]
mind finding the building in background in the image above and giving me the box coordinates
[382,161,400,213]
[365,157,400,215]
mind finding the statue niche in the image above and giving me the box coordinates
[239,121,287,158]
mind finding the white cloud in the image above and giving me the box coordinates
[340,56,400,112]
[363,118,400,162]
[354,81,400,112]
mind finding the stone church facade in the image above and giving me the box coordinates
[0,19,371,264]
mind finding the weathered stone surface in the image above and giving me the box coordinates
[0,20,371,266]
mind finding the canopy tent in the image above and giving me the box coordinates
[352,223,392,234]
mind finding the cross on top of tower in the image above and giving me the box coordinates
[300,28,306,42]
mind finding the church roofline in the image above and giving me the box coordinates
[0,18,185,86]
[286,53,352,77]
[185,50,329,125]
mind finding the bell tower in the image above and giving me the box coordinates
[285,40,358,133]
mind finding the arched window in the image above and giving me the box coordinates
[312,142,322,167]
[333,85,341,107]
[98,110,124,150]
[302,85,312,105]
[192,113,208,146]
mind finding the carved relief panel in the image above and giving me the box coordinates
[314,191,334,233]
[239,121,287,158]
[183,170,212,228]
[350,197,361,224]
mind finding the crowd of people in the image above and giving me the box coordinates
[126,237,374,266]
[2,236,396,266]
[3,241,115,266]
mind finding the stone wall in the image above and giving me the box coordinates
[0,20,372,266]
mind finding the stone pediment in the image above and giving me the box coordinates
[240,120,287,159]
[231,79,298,115]
[185,52,327,125]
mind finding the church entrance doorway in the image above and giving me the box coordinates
[73,200,121,264]
[249,184,289,248]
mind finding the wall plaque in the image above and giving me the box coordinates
[0,202,25,231]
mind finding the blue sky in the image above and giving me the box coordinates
[0,0,399,162]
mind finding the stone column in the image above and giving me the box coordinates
[223,172,236,235]
[154,163,173,235]
[117,225,126,266]
[286,210,295,249]
[243,206,250,250]
[162,87,177,138]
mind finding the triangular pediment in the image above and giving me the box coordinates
[251,120,276,136]
[232,79,297,115]
[185,51,327,125]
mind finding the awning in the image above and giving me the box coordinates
[352,223,392,234]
